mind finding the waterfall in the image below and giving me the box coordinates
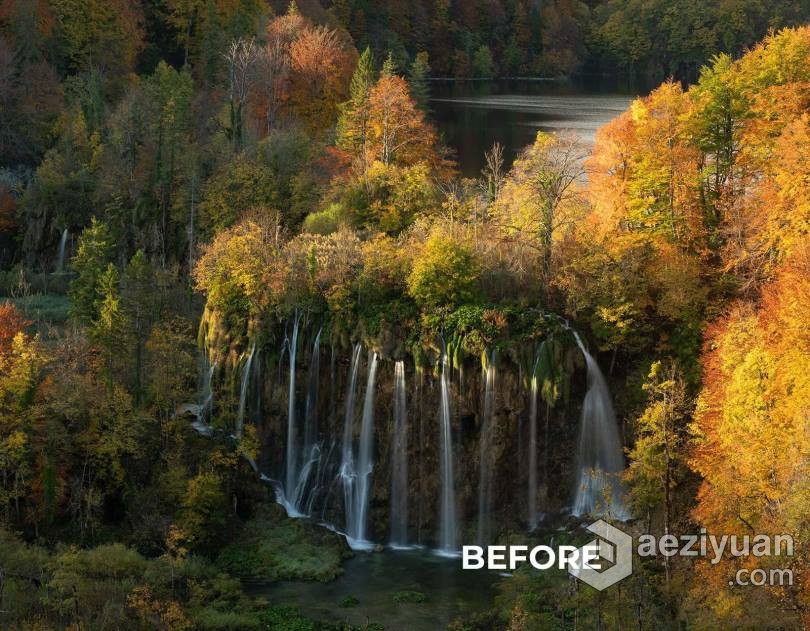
[55,228,68,273]
[354,352,378,542]
[390,360,409,547]
[476,350,497,545]
[339,345,369,548]
[340,351,378,548]
[284,314,301,499]
[285,327,322,513]
[304,328,321,454]
[340,344,363,481]
[527,372,539,530]
[437,351,458,554]
[236,343,256,437]
[571,332,630,520]
[201,358,216,419]
[185,353,216,437]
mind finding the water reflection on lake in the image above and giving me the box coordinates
[431,79,644,177]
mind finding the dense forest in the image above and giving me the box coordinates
[1,0,809,630]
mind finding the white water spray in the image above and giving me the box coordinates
[390,360,409,546]
[477,350,497,545]
[571,332,630,520]
[55,228,68,273]
[284,314,301,498]
[438,350,458,553]
[528,370,539,530]
[236,343,256,437]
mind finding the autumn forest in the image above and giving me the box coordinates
[0,0,809,630]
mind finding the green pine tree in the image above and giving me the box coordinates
[381,51,397,77]
[408,51,431,111]
[68,219,113,325]
[337,47,376,172]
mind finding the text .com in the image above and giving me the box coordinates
[462,520,794,590]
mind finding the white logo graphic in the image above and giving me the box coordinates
[568,519,633,590]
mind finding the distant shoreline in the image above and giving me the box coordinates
[428,76,570,82]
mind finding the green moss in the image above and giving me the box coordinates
[217,504,350,582]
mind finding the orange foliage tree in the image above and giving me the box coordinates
[688,243,810,624]
[0,302,29,355]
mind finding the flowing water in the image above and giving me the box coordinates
[304,328,321,455]
[527,372,539,531]
[476,350,497,545]
[351,352,379,546]
[437,351,458,554]
[55,228,68,273]
[236,343,256,437]
[284,314,301,500]
[390,360,409,547]
[340,347,378,549]
[571,332,630,520]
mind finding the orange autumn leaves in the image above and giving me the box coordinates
[0,302,28,356]
[689,244,810,621]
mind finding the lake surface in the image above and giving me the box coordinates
[431,79,642,177]
[252,548,503,630]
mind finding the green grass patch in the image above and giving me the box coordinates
[9,293,71,327]
[217,504,351,582]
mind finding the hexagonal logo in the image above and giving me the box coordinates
[568,519,633,590]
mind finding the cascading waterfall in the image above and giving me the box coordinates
[184,353,216,436]
[438,350,458,553]
[284,314,301,500]
[339,345,367,548]
[341,351,378,548]
[55,228,68,273]
[476,350,497,545]
[527,370,539,530]
[304,328,321,453]
[571,332,630,520]
[390,360,409,547]
[236,343,256,437]
[340,344,363,480]
[285,327,322,513]
[354,353,378,541]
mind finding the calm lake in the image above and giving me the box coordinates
[252,548,503,630]
[430,79,643,177]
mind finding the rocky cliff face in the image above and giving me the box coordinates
[235,325,590,547]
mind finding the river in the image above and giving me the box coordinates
[430,78,643,177]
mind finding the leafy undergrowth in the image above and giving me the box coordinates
[217,504,352,582]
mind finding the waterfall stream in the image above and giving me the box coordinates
[340,352,378,549]
[304,328,321,456]
[236,343,256,437]
[55,228,68,273]
[571,332,630,520]
[476,350,497,545]
[390,361,409,547]
[438,351,458,554]
[284,314,301,500]
[527,372,539,531]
